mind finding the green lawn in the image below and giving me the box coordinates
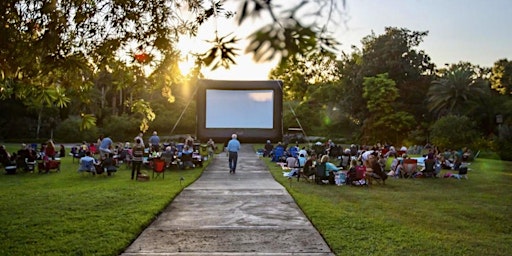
[0,144,204,256]
[261,152,512,256]
[1,144,511,256]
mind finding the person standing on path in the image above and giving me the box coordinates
[227,134,240,174]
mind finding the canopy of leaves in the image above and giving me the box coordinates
[428,63,489,117]
[361,73,415,144]
[490,58,512,95]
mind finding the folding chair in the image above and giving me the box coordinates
[401,159,418,178]
[152,159,166,179]
[422,159,436,178]
[314,163,329,184]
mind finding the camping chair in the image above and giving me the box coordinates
[271,146,285,162]
[152,159,166,179]
[422,159,436,178]
[314,163,329,184]
[401,158,418,178]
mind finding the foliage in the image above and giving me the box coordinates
[269,53,340,101]
[490,58,512,95]
[54,115,99,143]
[430,115,480,150]
[361,73,415,144]
[359,27,434,118]
[242,0,343,63]
[428,63,490,118]
[130,100,156,133]
[100,114,140,142]
[333,27,434,140]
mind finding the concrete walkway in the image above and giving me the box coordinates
[121,144,334,256]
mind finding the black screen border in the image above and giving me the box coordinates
[196,79,283,143]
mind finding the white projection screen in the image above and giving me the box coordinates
[196,79,283,143]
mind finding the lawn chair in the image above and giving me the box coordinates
[152,159,166,179]
[314,163,329,184]
[271,146,285,162]
[401,158,418,178]
[422,159,436,178]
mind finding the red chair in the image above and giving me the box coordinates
[401,158,418,178]
[152,159,166,179]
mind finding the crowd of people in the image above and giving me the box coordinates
[73,132,212,179]
[263,140,473,186]
[0,140,66,174]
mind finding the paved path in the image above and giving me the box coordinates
[121,144,333,256]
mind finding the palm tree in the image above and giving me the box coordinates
[427,66,489,118]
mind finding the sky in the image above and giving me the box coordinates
[189,0,512,80]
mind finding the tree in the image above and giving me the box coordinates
[427,63,489,118]
[359,28,434,119]
[362,73,415,145]
[335,28,434,133]
[269,53,340,101]
[490,59,512,95]
[1,0,345,139]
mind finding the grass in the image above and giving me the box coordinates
[0,144,204,256]
[1,144,511,255]
[260,148,512,256]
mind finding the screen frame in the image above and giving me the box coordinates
[196,79,283,143]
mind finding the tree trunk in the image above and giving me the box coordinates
[36,108,43,139]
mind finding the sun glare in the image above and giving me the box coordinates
[176,34,277,80]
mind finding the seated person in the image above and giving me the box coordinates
[284,155,299,177]
[297,153,307,167]
[298,147,308,158]
[302,154,317,178]
[101,154,118,176]
[263,140,274,157]
[452,154,462,170]
[319,155,339,184]
[384,146,397,158]
[77,151,97,173]
[367,154,388,182]
[179,145,195,169]
[345,159,359,185]
[161,146,176,168]
[0,145,11,166]
[439,155,452,169]
[338,149,351,169]
[16,144,31,171]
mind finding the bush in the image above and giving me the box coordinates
[54,116,99,142]
[101,114,140,142]
[430,115,480,150]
